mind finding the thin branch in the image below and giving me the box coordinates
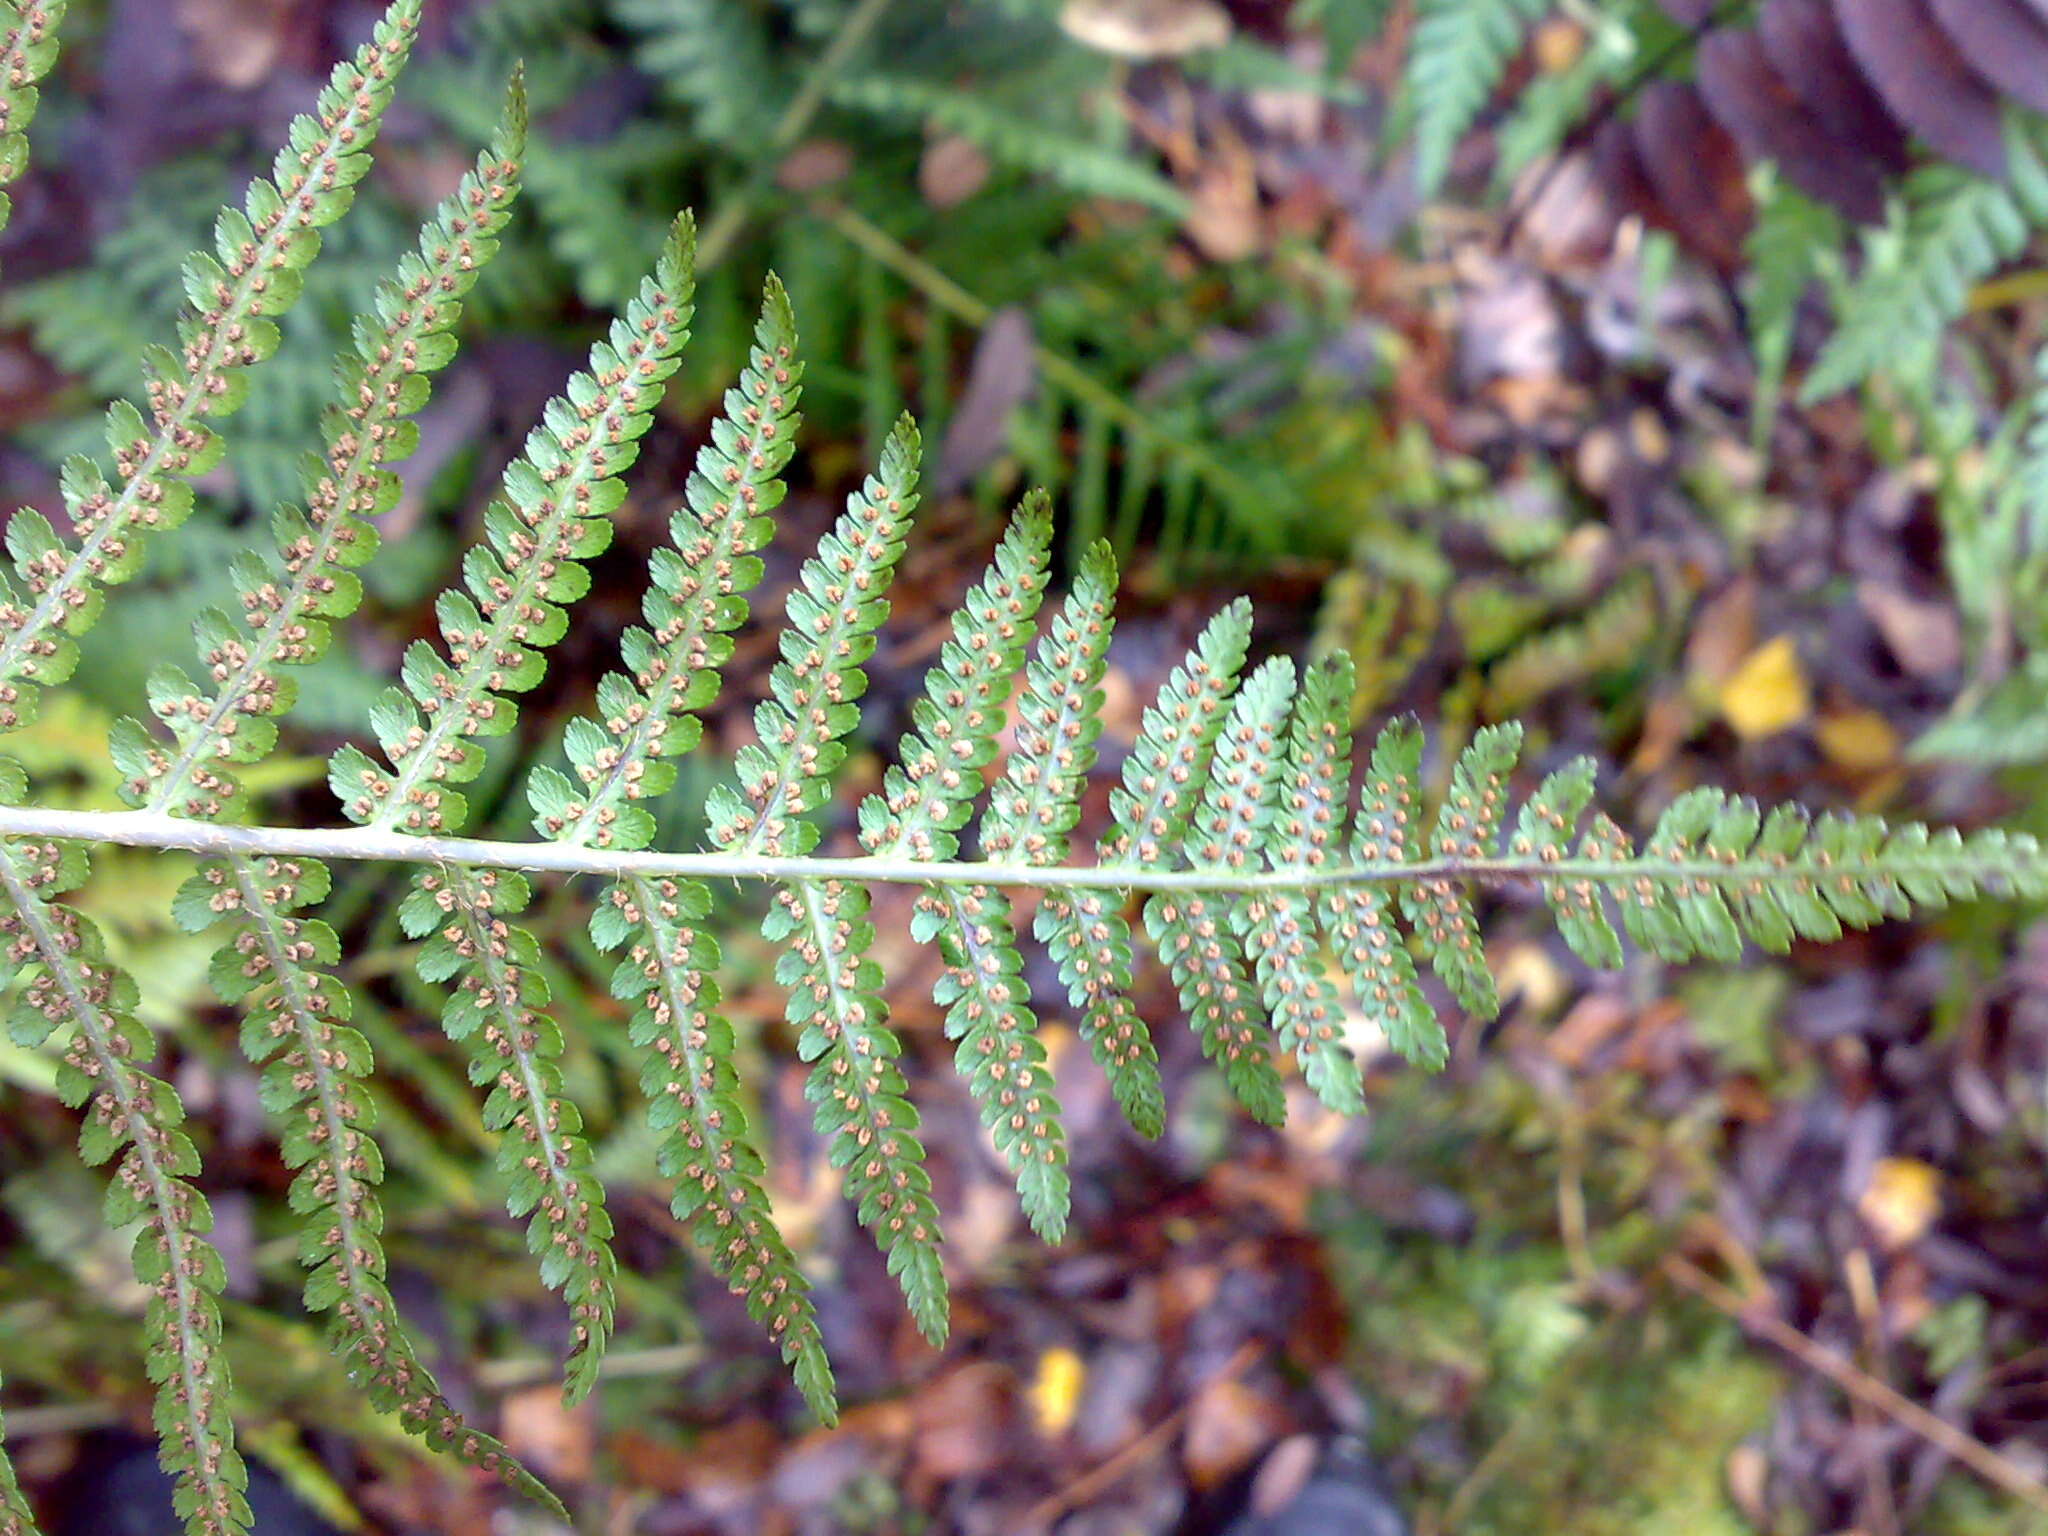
[1661,1254,2048,1516]
[0,803,2018,895]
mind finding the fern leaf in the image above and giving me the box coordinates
[707,419,949,1339]
[400,866,616,1400]
[827,74,1188,217]
[96,81,560,1502]
[0,818,247,1536]
[980,543,1164,1138]
[124,79,528,820]
[1402,722,1519,1017]
[0,0,422,736]
[0,0,64,240]
[332,214,695,835]
[1806,116,2048,401]
[174,855,558,1511]
[539,282,831,1410]
[1175,656,1317,1096]
[1406,0,1548,197]
[1236,654,1361,1113]
[1510,755,1619,968]
[0,55,70,1516]
[324,221,695,1396]
[531,276,799,851]
[1120,602,1287,1124]
[593,875,835,1419]
[863,501,1067,1238]
[772,875,947,1340]
[1324,715,1440,1067]
[0,1369,37,1536]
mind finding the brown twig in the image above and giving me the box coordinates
[1018,1340,1261,1533]
[1660,1254,2048,1515]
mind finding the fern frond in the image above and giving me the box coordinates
[325,217,693,1398]
[1806,116,2048,401]
[1324,715,1440,1067]
[0,0,421,736]
[982,542,1166,1138]
[331,214,695,835]
[0,817,246,1536]
[0,18,64,1527]
[531,276,798,851]
[0,1370,32,1536]
[1406,0,1548,197]
[827,74,1188,217]
[399,865,616,1401]
[0,0,63,240]
[103,81,559,1504]
[862,500,1065,1238]
[1236,654,1361,1113]
[538,281,832,1413]
[593,875,835,1418]
[1403,721,1519,1017]
[1479,569,1657,717]
[708,419,950,1341]
[123,80,528,821]
[1131,602,1285,1124]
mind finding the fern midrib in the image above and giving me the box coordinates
[147,290,453,819]
[628,873,813,1300]
[0,850,233,1527]
[448,877,579,1218]
[989,662,1095,867]
[0,61,394,696]
[2,804,2023,894]
[561,514,750,847]
[370,391,633,833]
[228,860,386,1342]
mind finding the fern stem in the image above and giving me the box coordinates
[4,803,2036,895]
[693,0,896,269]
[815,203,1278,524]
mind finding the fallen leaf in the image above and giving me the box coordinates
[914,1363,1015,1479]
[920,134,991,209]
[1815,708,1899,772]
[1182,1378,1289,1489]
[1029,1346,1087,1437]
[1857,1156,1942,1250]
[1718,635,1810,740]
[1060,0,1230,58]
[1857,581,1962,678]
[501,1384,595,1482]
[176,0,289,88]
[777,139,853,193]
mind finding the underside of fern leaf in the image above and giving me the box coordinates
[6,4,2048,1526]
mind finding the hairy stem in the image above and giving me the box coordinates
[0,803,2027,894]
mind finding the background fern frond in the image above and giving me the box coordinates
[1406,0,1549,197]
[0,0,422,740]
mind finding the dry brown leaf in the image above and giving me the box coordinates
[1060,0,1230,58]
[176,0,290,88]
[1182,1378,1290,1489]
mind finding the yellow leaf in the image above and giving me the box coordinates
[1858,1157,1941,1250]
[1029,1346,1086,1437]
[1718,636,1810,740]
[1815,708,1899,772]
